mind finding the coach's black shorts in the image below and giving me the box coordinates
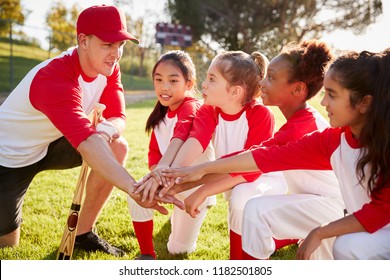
[0,137,82,236]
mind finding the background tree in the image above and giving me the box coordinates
[119,0,171,77]
[167,0,383,57]
[46,1,80,52]
[0,0,25,36]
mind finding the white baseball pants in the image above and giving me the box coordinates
[127,186,216,254]
[242,193,346,259]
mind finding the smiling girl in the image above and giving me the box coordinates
[127,50,214,259]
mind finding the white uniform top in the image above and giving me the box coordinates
[0,47,126,167]
[189,99,275,182]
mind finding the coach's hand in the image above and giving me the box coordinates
[130,192,184,215]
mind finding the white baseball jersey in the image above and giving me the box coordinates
[0,47,126,168]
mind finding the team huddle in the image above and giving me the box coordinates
[0,5,389,260]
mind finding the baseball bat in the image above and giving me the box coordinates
[57,103,106,260]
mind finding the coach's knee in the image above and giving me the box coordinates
[109,136,128,164]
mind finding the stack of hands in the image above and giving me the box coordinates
[131,165,203,217]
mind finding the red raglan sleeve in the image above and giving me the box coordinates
[353,180,390,233]
[188,104,217,151]
[148,131,162,169]
[238,102,274,181]
[30,57,95,149]
[243,102,275,150]
[251,128,338,173]
[98,64,126,121]
[171,97,200,141]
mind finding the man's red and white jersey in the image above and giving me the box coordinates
[0,47,126,167]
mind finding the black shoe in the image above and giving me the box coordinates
[75,231,126,257]
[134,254,156,260]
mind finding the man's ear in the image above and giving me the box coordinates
[78,33,88,49]
[359,94,373,114]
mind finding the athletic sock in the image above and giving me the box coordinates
[273,238,299,251]
[242,250,261,260]
[229,230,243,260]
[133,220,156,258]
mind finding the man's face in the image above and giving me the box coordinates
[79,34,126,77]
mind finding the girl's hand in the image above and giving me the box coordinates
[133,173,152,188]
[130,192,184,215]
[151,166,175,189]
[162,165,205,184]
[133,167,175,199]
[295,227,323,260]
[183,190,206,218]
[134,176,161,203]
[154,194,184,210]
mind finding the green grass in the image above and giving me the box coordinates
[0,41,50,94]
[0,97,327,260]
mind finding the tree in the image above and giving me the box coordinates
[46,2,80,52]
[0,0,25,36]
[166,0,383,57]
[119,0,170,77]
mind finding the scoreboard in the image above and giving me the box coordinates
[156,22,192,48]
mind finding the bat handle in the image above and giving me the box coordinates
[93,103,106,127]
[57,103,106,260]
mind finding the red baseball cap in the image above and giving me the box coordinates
[77,5,139,44]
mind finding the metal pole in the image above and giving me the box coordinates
[9,19,14,92]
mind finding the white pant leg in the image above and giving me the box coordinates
[228,172,287,234]
[127,195,154,222]
[333,227,390,260]
[242,194,345,259]
[167,186,215,254]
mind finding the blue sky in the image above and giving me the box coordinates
[21,0,390,53]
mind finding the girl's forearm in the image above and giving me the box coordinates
[315,214,366,240]
[198,174,246,197]
[200,150,260,174]
[158,138,184,167]
[174,173,244,194]
[171,138,204,167]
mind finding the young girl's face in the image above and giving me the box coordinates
[260,55,296,108]
[202,60,235,109]
[321,69,367,136]
[153,61,192,111]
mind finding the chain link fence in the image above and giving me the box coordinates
[0,18,76,94]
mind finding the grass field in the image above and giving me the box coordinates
[0,96,330,260]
